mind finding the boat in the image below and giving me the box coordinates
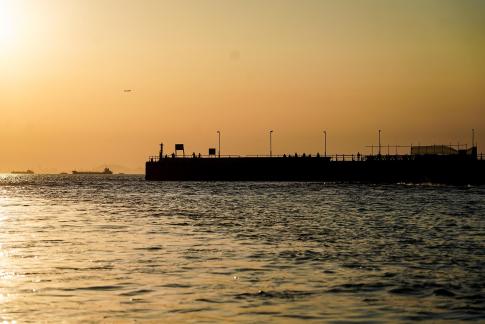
[72,168,113,175]
[11,170,34,174]
[145,143,485,184]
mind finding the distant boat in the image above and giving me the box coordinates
[11,170,34,174]
[72,168,113,175]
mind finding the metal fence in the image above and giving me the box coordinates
[147,152,484,162]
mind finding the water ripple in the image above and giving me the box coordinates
[0,175,484,321]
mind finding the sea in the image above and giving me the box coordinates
[0,174,484,322]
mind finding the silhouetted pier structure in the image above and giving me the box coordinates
[146,143,484,184]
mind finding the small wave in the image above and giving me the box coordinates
[161,283,192,288]
[235,290,313,300]
[457,293,485,301]
[62,285,123,291]
[238,311,280,316]
[135,245,163,251]
[277,314,322,320]
[120,289,154,297]
[388,286,421,295]
[328,282,391,293]
[195,298,223,304]
[341,262,379,271]
[167,307,212,314]
[433,288,456,297]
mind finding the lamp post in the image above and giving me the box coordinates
[217,130,221,158]
[472,128,475,148]
[270,130,273,157]
[378,129,382,156]
[323,130,327,157]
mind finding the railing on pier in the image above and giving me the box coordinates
[329,154,417,161]
[148,152,484,162]
[147,155,241,162]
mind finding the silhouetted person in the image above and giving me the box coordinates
[172,153,175,158]
[192,152,196,158]
[357,152,361,161]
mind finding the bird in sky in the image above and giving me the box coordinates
[123,89,132,93]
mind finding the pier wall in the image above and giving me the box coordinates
[146,156,485,184]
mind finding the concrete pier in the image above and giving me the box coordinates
[146,154,485,184]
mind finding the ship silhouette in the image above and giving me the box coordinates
[11,170,34,174]
[72,168,113,175]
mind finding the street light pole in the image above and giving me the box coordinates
[270,130,273,157]
[217,131,221,158]
[472,128,475,148]
[378,129,382,156]
[324,130,327,157]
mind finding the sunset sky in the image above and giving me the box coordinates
[1,0,484,173]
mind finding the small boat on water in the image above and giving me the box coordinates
[72,168,113,175]
[11,170,34,174]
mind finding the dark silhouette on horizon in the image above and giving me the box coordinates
[146,143,484,184]
[72,168,113,175]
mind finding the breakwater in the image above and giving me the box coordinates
[146,154,484,184]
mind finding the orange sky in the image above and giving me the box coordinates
[1,0,484,173]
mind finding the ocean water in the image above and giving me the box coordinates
[0,175,484,322]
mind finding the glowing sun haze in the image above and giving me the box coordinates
[1,0,484,173]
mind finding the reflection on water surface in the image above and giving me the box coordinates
[0,175,484,321]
